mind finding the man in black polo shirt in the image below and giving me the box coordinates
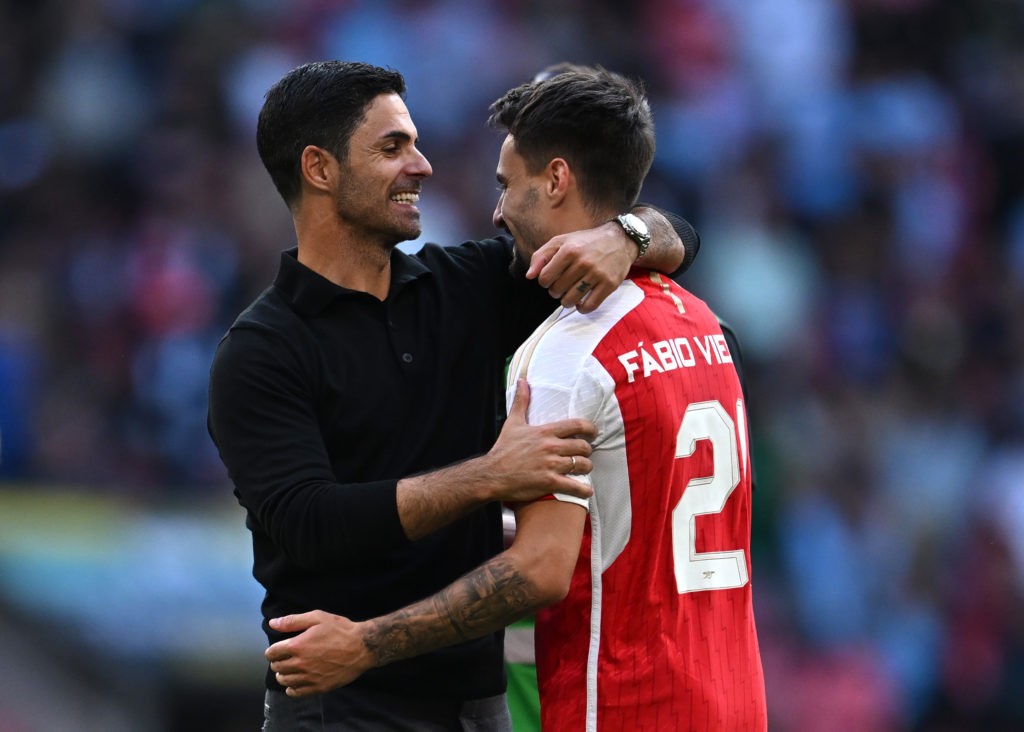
[207,61,694,731]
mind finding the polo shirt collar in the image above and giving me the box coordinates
[274,247,432,317]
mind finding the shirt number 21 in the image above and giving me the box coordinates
[672,399,750,594]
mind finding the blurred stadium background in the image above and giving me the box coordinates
[1,0,1023,730]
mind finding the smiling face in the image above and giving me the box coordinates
[493,134,549,277]
[332,93,433,247]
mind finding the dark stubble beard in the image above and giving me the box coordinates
[505,186,542,280]
[508,243,529,280]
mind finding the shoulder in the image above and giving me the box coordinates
[411,236,514,278]
[226,285,293,333]
[632,270,723,325]
[211,286,314,379]
[543,281,645,357]
[512,282,644,391]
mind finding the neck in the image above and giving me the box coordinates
[293,208,393,301]
[554,203,612,237]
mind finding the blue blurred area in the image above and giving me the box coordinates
[0,491,263,658]
[1,0,1023,730]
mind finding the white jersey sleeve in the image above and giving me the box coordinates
[505,282,643,565]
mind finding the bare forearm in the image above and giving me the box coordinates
[264,500,583,698]
[632,205,685,272]
[363,556,542,668]
[397,380,595,541]
[396,458,494,541]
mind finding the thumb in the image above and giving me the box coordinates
[506,378,531,424]
[269,611,322,633]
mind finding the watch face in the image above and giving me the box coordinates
[621,213,650,240]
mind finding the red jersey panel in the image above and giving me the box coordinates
[507,272,766,731]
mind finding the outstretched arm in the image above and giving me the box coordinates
[529,206,696,314]
[211,326,594,565]
[266,498,587,697]
[396,378,594,540]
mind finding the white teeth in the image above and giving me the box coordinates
[391,192,419,204]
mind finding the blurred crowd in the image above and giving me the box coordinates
[1,0,1023,730]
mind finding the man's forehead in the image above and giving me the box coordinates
[357,93,417,139]
[496,134,522,174]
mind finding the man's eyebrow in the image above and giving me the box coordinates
[380,130,415,144]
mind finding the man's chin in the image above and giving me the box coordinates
[385,224,422,247]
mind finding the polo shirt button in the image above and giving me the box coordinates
[401,353,414,364]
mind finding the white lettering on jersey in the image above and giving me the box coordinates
[618,349,641,382]
[618,334,732,383]
[654,340,677,370]
[694,335,714,364]
[640,345,665,378]
[714,334,733,364]
[675,337,695,367]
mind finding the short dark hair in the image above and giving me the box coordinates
[488,66,655,213]
[256,61,406,207]
[532,61,592,83]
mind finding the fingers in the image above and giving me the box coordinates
[566,454,593,477]
[557,278,601,312]
[536,248,583,298]
[506,378,531,424]
[555,437,594,463]
[546,445,595,499]
[530,236,584,294]
[266,639,290,663]
[267,641,320,696]
[549,468,594,500]
[275,670,318,697]
[526,245,553,280]
[506,381,595,441]
[532,244,617,312]
[549,418,598,442]
[265,610,326,664]
[269,610,323,634]
[574,283,611,314]
[555,475,593,500]
[268,655,301,687]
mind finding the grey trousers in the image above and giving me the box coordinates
[262,688,513,732]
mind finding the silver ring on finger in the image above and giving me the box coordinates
[576,281,591,294]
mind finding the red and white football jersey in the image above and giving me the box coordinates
[506,271,767,732]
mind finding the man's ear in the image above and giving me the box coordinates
[300,145,335,194]
[546,157,573,205]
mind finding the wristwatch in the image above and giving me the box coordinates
[614,213,651,260]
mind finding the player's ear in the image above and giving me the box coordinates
[546,157,572,204]
[300,145,335,194]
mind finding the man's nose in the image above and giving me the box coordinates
[409,148,432,177]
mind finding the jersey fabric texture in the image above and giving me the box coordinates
[506,271,767,732]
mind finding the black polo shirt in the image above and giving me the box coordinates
[208,237,558,700]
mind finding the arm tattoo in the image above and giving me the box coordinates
[363,556,538,668]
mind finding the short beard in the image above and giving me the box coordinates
[508,243,529,280]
